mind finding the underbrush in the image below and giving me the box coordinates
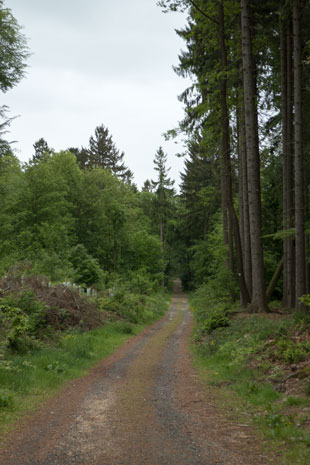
[0,269,170,438]
[191,285,310,465]
[0,322,140,437]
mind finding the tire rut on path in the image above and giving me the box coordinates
[0,284,271,465]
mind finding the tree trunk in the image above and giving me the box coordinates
[238,110,245,305]
[266,257,284,303]
[293,0,306,306]
[240,0,268,312]
[238,78,252,299]
[221,172,233,275]
[281,8,295,309]
[286,18,296,308]
[160,215,165,288]
[280,5,288,306]
[219,0,250,306]
[306,234,310,294]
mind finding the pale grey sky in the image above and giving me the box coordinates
[3,0,190,188]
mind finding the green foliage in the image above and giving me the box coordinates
[299,295,310,309]
[201,307,229,333]
[0,289,170,435]
[86,124,129,180]
[273,338,310,364]
[0,148,165,287]
[188,218,238,295]
[96,275,168,324]
[0,292,47,354]
[284,397,310,407]
[0,1,29,92]
[45,361,66,374]
[70,244,106,288]
[191,282,310,462]
[0,391,13,409]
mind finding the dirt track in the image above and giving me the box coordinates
[0,283,271,465]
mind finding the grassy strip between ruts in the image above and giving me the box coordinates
[190,294,310,465]
[0,295,171,441]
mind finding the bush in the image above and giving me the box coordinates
[202,306,229,333]
[70,244,106,288]
[0,293,46,354]
[0,391,14,409]
[274,338,310,364]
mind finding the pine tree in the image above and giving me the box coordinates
[151,147,175,283]
[293,0,306,306]
[31,138,52,165]
[241,0,268,311]
[68,146,89,170]
[87,124,128,179]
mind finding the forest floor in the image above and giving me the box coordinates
[0,282,275,465]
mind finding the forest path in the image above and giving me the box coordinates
[0,281,270,465]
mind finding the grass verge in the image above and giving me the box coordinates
[0,293,171,441]
[190,292,310,465]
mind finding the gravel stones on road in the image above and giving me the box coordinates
[0,289,269,465]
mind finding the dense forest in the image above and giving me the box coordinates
[157,0,310,313]
[1,0,310,347]
[1,0,310,331]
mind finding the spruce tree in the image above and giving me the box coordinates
[151,147,175,267]
[87,124,128,179]
[31,138,52,165]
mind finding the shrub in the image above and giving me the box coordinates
[0,391,14,409]
[274,338,310,364]
[202,306,230,333]
[0,298,44,353]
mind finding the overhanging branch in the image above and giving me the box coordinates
[187,0,219,25]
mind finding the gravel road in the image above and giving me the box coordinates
[0,283,271,465]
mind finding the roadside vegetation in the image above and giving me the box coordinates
[0,8,175,437]
[0,268,170,438]
[191,284,310,465]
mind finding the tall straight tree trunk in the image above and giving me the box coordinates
[293,0,306,305]
[240,0,268,312]
[238,111,245,305]
[238,83,252,299]
[160,215,165,288]
[281,5,288,306]
[221,172,234,277]
[287,21,296,307]
[306,234,310,293]
[221,169,231,266]
[281,10,295,308]
[219,0,250,306]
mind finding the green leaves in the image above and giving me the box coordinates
[0,3,29,92]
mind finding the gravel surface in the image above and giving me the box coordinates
[0,283,272,465]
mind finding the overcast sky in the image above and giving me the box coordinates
[3,0,190,188]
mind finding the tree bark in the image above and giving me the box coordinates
[219,0,250,306]
[238,78,252,299]
[266,257,284,303]
[240,0,268,312]
[281,7,295,309]
[293,0,306,306]
[160,215,165,288]
[280,5,288,306]
[286,17,296,308]
[221,168,230,265]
